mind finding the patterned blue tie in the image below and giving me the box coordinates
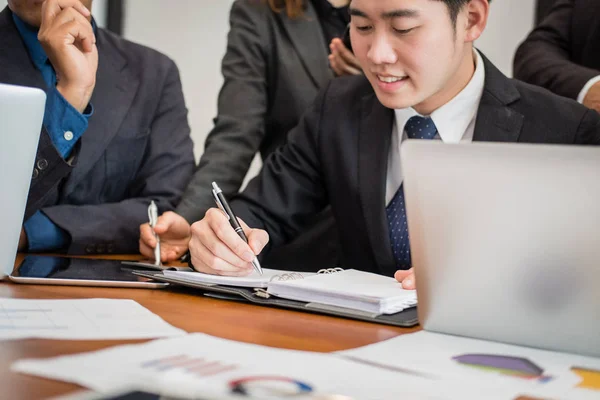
[386,116,438,269]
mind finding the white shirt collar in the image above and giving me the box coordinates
[393,50,486,144]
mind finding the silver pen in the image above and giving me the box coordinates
[148,200,161,266]
[211,182,263,275]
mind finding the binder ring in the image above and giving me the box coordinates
[317,267,343,274]
[270,273,304,282]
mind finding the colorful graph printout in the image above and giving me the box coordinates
[571,367,600,390]
[229,376,313,397]
[453,354,553,382]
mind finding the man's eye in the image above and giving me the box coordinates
[356,25,372,32]
[393,27,415,35]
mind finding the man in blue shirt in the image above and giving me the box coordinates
[2,0,195,255]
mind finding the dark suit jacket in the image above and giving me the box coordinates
[514,0,600,101]
[536,0,558,24]
[0,7,195,254]
[176,0,334,220]
[231,55,600,277]
[176,0,340,270]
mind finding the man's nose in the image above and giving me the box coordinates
[367,33,398,65]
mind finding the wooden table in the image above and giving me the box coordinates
[1,254,419,400]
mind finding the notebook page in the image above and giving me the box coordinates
[163,269,311,288]
[266,269,416,314]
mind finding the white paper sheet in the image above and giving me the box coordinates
[339,331,600,400]
[0,298,185,340]
[12,333,527,400]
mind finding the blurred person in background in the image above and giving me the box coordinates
[514,0,600,113]
[140,0,361,271]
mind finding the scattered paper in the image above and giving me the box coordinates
[12,333,527,400]
[339,331,600,399]
[0,298,185,340]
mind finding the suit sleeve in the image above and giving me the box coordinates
[575,108,600,145]
[230,85,330,254]
[41,60,195,254]
[24,127,79,220]
[175,0,270,223]
[513,0,600,100]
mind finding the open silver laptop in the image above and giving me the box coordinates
[402,140,600,357]
[0,83,45,279]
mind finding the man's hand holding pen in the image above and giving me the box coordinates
[189,200,269,277]
[189,208,268,277]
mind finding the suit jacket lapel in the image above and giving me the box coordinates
[62,29,140,195]
[0,7,46,91]
[473,54,524,143]
[279,2,333,89]
[358,92,397,276]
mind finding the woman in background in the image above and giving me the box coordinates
[139,0,361,270]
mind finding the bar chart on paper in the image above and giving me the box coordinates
[0,298,184,340]
[141,355,239,378]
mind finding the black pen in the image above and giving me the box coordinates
[211,182,263,275]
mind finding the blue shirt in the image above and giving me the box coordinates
[14,13,96,252]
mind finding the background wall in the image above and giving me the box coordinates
[124,0,235,162]
[477,0,536,76]
[0,0,108,26]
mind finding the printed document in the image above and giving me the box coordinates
[0,298,185,340]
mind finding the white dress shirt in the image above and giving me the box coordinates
[577,75,600,104]
[385,50,486,205]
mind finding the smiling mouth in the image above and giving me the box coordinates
[376,75,408,83]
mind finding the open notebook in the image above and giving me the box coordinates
[163,268,416,315]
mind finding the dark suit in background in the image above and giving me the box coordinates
[176,0,346,270]
[536,0,558,24]
[514,0,600,101]
[0,7,195,254]
[231,56,600,277]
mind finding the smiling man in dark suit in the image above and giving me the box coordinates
[514,0,600,113]
[1,0,195,255]
[186,0,600,287]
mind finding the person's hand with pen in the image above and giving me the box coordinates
[139,211,191,263]
[188,205,268,276]
[139,183,268,276]
[139,206,268,276]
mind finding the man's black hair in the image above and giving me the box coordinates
[438,0,491,26]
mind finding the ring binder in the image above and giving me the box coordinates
[257,272,306,298]
[132,269,419,327]
[269,272,305,282]
[255,270,343,299]
[253,288,271,299]
[317,268,344,274]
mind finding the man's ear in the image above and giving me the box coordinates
[464,0,489,43]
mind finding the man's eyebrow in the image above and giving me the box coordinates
[349,7,368,18]
[382,9,419,19]
[348,8,420,19]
